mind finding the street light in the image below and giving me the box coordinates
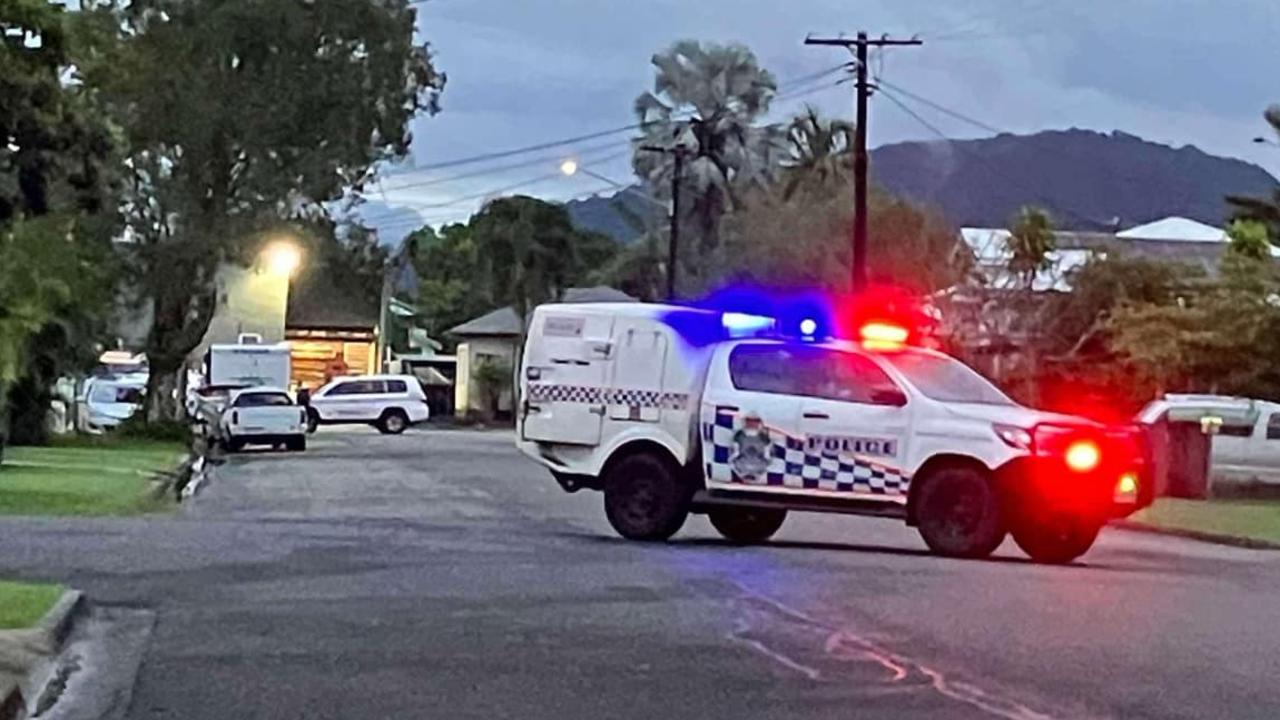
[263,241,301,277]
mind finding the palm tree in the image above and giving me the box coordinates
[631,40,781,281]
[1005,206,1056,290]
[780,106,854,201]
[1228,105,1280,243]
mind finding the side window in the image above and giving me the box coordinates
[1268,414,1280,440]
[728,345,811,396]
[328,380,382,396]
[386,379,408,393]
[807,350,905,405]
[1218,423,1254,438]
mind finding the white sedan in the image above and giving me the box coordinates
[220,387,308,452]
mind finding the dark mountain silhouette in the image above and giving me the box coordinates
[564,189,663,244]
[869,129,1278,230]
[563,129,1279,241]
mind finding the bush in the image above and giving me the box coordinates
[114,415,192,443]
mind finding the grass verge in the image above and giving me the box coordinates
[0,581,63,630]
[0,438,185,517]
[1130,498,1280,546]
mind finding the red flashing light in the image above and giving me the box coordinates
[1064,440,1101,473]
[859,322,909,345]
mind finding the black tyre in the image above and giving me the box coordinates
[377,409,409,435]
[286,435,307,452]
[708,506,787,545]
[603,454,690,541]
[915,465,1006,559]
[1012,515,1100,564]
[306,409,320,434]
[224,438,244,453]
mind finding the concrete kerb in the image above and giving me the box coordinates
[0,590,86,720]
[1110,519,1280,551]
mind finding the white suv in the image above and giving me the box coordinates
[305,374,429,434]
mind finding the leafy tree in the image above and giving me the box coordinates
[411,197,618,337]
[1,1,121,445]
[81,0,445,421]
[472,358,512,421]
[1227,105,1280,244]
[632,40,781,288]
[1227,218,1272,261]
[780,106,852,201]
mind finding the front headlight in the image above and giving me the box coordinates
[993,423,1032,451]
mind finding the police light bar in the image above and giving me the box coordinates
[859,322,909,345]
[721,312,776,338]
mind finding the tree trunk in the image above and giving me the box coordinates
[144,362,187,423]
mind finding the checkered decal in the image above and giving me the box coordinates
[702,408,910,497]
[526,383,688,410]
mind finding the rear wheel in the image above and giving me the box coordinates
[305,409,320,434]
[1012,515,1100,564]
[603,454,689,541]
[377,409,409,435]
[708,507,787,545]
[915,465,1006,559]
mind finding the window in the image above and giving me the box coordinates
[1218,423,1254,438]
[728,345,810,396]
[1268,414,1280,441]
[234,393,293,408]
[882,351,1014,405]
[326,380,383,396]
[727,345,905,405]
[386,379,408,393]
[89,384,144,404]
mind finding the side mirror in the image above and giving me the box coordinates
[872,388,907,407]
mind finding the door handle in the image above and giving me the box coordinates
[803,411,830,420]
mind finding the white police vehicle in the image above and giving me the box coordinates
[516,302,1149,564]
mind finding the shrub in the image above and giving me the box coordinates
[114,415,192,443]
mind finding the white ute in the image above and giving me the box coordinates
[220,387,308,452]
[516,302,1150,564]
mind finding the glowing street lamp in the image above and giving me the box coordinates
[263,241,301,277]
[559,158,580,177]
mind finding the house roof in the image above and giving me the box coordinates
[448,287,638,337]
[1116,216,1227,242]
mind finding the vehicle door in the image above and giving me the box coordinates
[522,312,615,446]
[606,319,669,423]
[701,342,804,491]
[794,348,912,499]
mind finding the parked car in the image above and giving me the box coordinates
[304,374,429,434]
[220,387,307,452]
[79,375,147,433]
[1139,394,1280,485]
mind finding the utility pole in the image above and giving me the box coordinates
[805,32,922,293]
[640,144,690,301]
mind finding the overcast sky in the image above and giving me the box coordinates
[358,0,1280,240]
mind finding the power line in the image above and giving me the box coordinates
[376,139,626,193]
[873,78,1003,136]
[394,64,849,176]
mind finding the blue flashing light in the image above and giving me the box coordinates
[722,312,776,337]
[798,318,818,337]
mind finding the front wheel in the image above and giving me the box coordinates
[603,454,689,541]
[306,409,320,434]
[708,507,787,544]
[1011,516,1100,564]
[915,465,1006,559]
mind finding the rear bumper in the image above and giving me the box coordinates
[226,431,305,444]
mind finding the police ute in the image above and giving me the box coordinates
[516,302,1149,564]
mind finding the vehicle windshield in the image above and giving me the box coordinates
[235,393,293,407]
[883,351,1014,406]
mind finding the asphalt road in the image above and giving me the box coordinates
[2,429,1280,719]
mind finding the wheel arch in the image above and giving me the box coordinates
[600,438,685,482]
[905,453,995,526]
